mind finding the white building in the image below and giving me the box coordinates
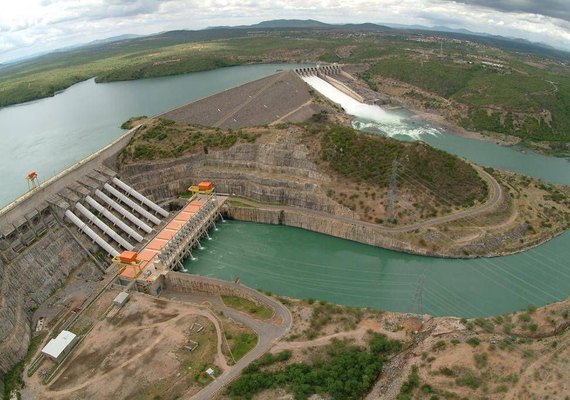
[113,291,129,307]
[41,330,78,363]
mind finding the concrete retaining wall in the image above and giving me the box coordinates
[164,272,275,311]
[228,206,436,257]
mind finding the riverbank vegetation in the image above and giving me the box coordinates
[1,24,569,152]
[366,55,570,154]
[227,332,402,400]
[223,293,570,400]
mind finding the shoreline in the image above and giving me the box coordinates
[227,204,569,260]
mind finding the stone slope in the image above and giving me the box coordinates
[119,130,353,217]
[159,71,321,128]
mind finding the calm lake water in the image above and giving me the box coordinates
[1,64,568,317]
[0,63,310,207]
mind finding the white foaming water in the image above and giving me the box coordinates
[302,76,440,140]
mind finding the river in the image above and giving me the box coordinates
[1,65,568,317]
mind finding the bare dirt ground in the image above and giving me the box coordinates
[23,293,228,400]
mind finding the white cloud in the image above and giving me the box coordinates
[1,0,569,63]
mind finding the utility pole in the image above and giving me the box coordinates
[386,159,399,224]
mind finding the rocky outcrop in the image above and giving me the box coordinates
[119,132,354,217]
[0,225,99,374]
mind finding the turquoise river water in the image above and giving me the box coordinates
[1,64,568,317]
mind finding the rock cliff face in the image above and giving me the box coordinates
[119,132,353,217]
[227,206,437,257]
[0,225,98,374]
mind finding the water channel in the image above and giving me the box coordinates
[1,64,568,317]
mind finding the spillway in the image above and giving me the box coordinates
[302,75,440,140]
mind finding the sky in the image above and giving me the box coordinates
[1,0,570,63]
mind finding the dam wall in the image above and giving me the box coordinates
[164,272,276,311]
[0,126,142,377]
[227,206,435,257]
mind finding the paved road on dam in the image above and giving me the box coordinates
[233,165,503,234]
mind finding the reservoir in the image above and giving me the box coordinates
[1,65,569,317]
[0,63,311,207]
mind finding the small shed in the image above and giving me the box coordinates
[113,292,130,307]
[41,330,78,363]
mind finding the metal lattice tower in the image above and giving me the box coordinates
[386,159,399,223]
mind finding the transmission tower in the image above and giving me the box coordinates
[386,159,399,223]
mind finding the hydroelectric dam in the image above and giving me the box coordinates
[1,62,569,385]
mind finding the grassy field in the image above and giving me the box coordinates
[221,295,273,319]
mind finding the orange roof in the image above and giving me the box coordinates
[147,238,168,251]
[157,230,176,240]
[137,248,158,262]
[120,264,141,279]
[174,212,193,222]
[165,220,185,230]
[118,251,138,263]
[198,182,213,190]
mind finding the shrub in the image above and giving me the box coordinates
[456,373,483,389]
[518,313,531,323]
[474,352,488,368]
[466,337,481,347]
[474,318,494,333]
[433,340,446,351]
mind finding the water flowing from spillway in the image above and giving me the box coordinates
[302,75,441,140]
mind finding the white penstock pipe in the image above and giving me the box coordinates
[95,189,152,233]
[65,210,119,256]
[85,196,144,242]
[112,177,169,217]
[75,203,134,251]
[104,183,161,225]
